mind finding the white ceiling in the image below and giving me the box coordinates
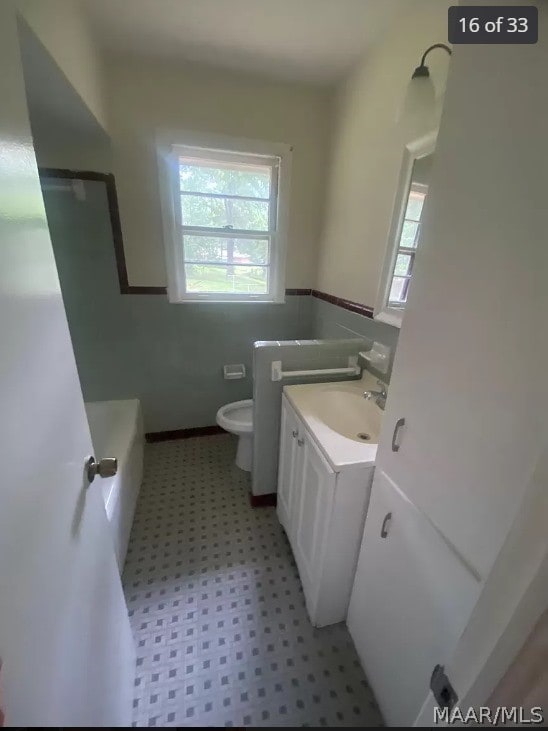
[83,0,406,85]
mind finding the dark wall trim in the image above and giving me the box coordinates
[39,168,109,182]
[146,425,224,442]
[311,289,374,318]
[125,285,168,295]
[285,288,312,296]
[250,492,277,508]
[38,170,375,313]
[39,167,168,296]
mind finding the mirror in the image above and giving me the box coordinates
[374,131,436,328]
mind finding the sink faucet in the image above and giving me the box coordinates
[363,380,388,411]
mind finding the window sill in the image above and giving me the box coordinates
[168,294,286,305]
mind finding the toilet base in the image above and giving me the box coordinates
[235,434,253,472]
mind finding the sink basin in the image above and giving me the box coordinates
[283,375,384,470]
[306,384,382,443]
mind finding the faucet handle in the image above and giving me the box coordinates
[377,380,388,396]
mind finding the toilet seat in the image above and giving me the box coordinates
[216,399,253,435]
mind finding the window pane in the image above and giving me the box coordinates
[400,220,420,248]
[180,162,271,199]
[184,236,269,265]
[389,276,408,304]
[394,253,412,277]
[181,194,270,230]
[185,264,269,294]
[405,189,426,221]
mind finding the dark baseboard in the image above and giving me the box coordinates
[249,492,277,508]
[146,425,224,442]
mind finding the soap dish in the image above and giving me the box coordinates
[223,364,246,380]
[359,341,391,374]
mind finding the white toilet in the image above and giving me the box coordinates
[216,399,253,472]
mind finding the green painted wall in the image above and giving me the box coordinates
[311,297,399,380]
[43,179,313,432]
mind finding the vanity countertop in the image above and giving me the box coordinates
[283,371,383,471]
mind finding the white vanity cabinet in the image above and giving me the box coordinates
[277,393,374,627]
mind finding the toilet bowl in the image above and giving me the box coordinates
[216,399,253,472]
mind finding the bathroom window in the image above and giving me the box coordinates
[374,131,435,328]
[158,132,291,303]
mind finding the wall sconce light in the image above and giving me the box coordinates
[399,43,452,130]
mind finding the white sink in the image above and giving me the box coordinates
[307,384,382,443]
[283,373,383,470]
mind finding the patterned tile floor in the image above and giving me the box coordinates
[123,435,383,727]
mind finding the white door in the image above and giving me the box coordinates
[293,432,336,614]
[276,397,302,536]
[0,6,134,726]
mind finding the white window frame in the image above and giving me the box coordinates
[156,129,292,303]
[374,130,437,328]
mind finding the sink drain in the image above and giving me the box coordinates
[357,432,371,441]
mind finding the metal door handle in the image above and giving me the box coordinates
[381,512,392,538]
[392,418,405,452]
[86,456,118,483]
[292,429,298,438]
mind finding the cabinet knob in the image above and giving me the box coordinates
[392,418,406,452]
[292,429,298,438]
[297,438,304,447]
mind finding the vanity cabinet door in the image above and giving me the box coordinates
[293,430,336,615]
[276,396,303,537]
[347,469,480,726]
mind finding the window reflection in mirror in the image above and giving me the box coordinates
[374,131,436,329]
[388,153,433,306]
